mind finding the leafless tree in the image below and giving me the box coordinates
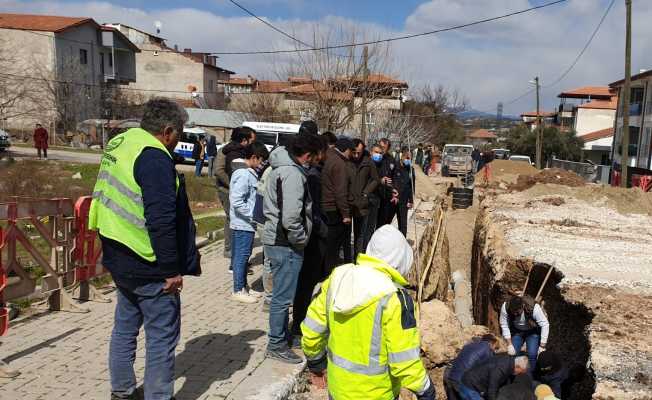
[0,38,39,127]
[368,114,429,150]
[228,92,295,123]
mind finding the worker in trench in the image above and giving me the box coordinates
[499,295,550,374]
[300,224,435,400]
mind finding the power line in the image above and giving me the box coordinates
[211,0,568,54]
[542,0,615,88]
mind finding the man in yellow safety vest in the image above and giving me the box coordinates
[89,98,200,400]
[301,224,435,400]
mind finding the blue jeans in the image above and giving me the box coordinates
[207,156,215,177]
[511,329,540,373]
[194,159,203,176]
[264,245,304,351]
[110,282,181,400]
[458,383,483,400]
[231,230,254,292]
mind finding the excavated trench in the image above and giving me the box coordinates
[470,208,597,400]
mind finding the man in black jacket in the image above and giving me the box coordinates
[377,137,397,226]
[350,139,380,258]
[460,355,529,400]
[388,147,415,237]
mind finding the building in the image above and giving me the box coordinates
[466,129,497,147]
[107,24,235,109]
[224,73,408,131]
[520,111,558,131]
[184,108,247,142]
[0,13,139,135]
[609,69,652,175]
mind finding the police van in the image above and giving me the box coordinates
[242,121,302,151]
[174,126,211,162]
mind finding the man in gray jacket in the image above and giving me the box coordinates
[262,133,325,363]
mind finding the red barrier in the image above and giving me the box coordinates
[0,226,8,336]
[73,196,104,283]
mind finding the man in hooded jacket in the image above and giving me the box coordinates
[301,224,435,400]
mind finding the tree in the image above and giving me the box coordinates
[367,114,428,150]
[0,38,40,127]
[228,91,294,123]
[505,125,583,164]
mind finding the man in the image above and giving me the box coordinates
[535,351,572,399]
[321,131,338,148]
[192,137,205,176]
[89,98,201,400]
[500,295,550,373]
[460,355,530,400]
[33,123,48,160]
[301,225,435,400]
[388,148,415,237]
[414,143,424,167]
[350,138,380,259]
[214,128,255,258]
[497,374,536,400]
[225,126,256,178]
[321,137,355,273]
[377,138,397,226]
[262,133,323,363]
[445,334,500,400]
[471,147,481,173]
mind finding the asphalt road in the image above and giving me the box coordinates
[6,145,198,173]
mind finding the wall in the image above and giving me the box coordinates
[574,108,615,137]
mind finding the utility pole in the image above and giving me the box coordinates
[621,0,632,188]
[534,76,543,169]
[360,46,369,143]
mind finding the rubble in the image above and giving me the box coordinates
[511,168,586,191]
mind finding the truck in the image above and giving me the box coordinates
[441,144,474,176]
[242,121,302,151]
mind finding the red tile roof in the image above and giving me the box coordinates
[467,129,497,139]
[221,77,256,85]
[282,82,353,101]
[256,80,292,93]
[0,13,97,32]
[558,86,613,99]
[581,127,614,142]
[610,69,652,87]
[288,76,314,84]
[577,97,618,110]
[335,73,408,87]
[521,111,557,118]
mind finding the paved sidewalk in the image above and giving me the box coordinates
[0,241,303,400]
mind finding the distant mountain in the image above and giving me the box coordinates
[456,109,520,121]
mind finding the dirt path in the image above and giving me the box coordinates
[445,204,479,280]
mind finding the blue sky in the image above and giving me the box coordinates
[2,0,652,114]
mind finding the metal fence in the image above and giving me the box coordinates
[550,158,611,184]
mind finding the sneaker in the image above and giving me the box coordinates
[246,287,263,298]
[231,289,258,304]
[0,360,20,379]
[266,348,304,364]
[228,268,233,274]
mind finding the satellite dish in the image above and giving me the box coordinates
[154,21,162,34]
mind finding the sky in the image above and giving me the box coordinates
[2,0,652,115]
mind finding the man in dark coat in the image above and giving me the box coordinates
[460,355,529,400]
[33,123,49,159]
[535,351,573,399]
[387,147,415,237]
[377,138,397,226]
[497,374,536,400]
[350,139,380,259]
[445,334,499,400]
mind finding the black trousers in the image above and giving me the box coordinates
[377,198,395,227]
[384,202,408,237]
[324,210,352,276]
[291,234,325,335]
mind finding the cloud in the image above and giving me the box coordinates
[1,0,651,114]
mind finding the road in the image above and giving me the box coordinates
[7,145,198,173]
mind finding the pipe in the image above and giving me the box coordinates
[452,270,473,327]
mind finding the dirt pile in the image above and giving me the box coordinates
[511,168,586,191]
[476,159,538,185]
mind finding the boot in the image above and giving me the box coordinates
[0,360,20,379]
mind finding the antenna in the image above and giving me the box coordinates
[154,21,162,35]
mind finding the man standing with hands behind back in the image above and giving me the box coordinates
[89,98,201,400]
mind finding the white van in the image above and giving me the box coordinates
[242,121,302,151]
[174,126,222,163]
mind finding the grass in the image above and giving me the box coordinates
[195,215,225,240]
[12,142,103,154]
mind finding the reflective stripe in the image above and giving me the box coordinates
[388,346,421,363]
[306,350,326,362]
[303,316,328,334]
[328,352,388,376]
[93,191,146,228]
[96,170,143,206]
[417,377,432,395]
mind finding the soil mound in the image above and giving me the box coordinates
[476,159,538,185]
[511,168,586,191]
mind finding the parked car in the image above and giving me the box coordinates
[0,129,11,151]
[509,155,534,165]
[441,144,474,176]
[492,148,511,160]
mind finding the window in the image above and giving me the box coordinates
[100,53,105,74]
[108,54,113,67]
[79,49,88,65]
[630,87,644,116]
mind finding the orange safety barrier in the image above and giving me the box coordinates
[73,196,104,282]
[0,226,8,336]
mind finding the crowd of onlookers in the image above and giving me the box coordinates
[210,121,427,362]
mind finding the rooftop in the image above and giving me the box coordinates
[576,97,618,110]
[185,108,247,129]
[467,129,497,139]
[581,127,614,143]
[521,111,557,118]
[0,12,97,33]
[610,69,652,87]
[558,86,614,100]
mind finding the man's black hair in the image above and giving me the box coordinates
[379,137,391,149]
[141,98,188,135]
[230,127,244,143]
[508,296,524,316]
[240,126,256,141]
[335,137,355,152]
[289,133,324,158]
[352,138,365,149]
[243,141,269,160]
[321,131,338,146]
[299,120,319,136]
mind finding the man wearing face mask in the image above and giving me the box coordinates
[388,147,415,237]
[89,98,201,400]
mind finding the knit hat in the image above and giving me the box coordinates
[537,351,562,375]
[366,225,413,277]
[299,120,319,136]
[535,384,557,400]
[335,137,355,152]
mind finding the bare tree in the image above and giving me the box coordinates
[368,114,429,150]
[0,38,39,127]
[228,91,295,123]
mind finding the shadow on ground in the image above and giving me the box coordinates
[173,329,266,400]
